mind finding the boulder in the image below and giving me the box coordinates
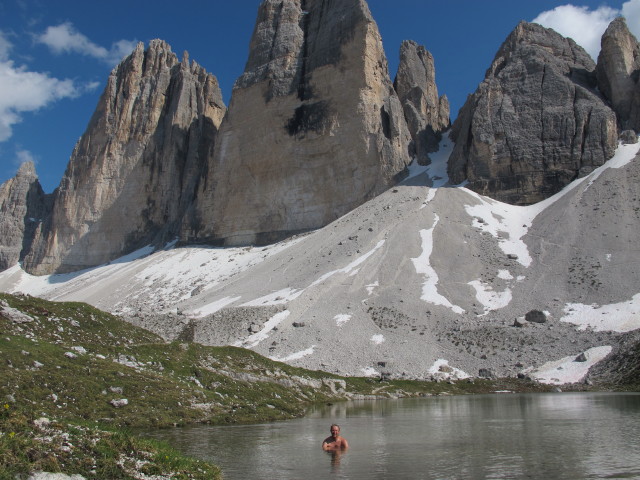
[525,310,547,324]
[478,368,496,378]
[596,17,640,132]
[574,352,588,362]
[394,40,450,165]
[448,21,618,205]
[620,130,638,144]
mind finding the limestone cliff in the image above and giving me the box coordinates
[0,162,50,271]
[24,40,226,274]
[448,21,618,205]
[394,40,450,165]
[596,17,640,133]
[184,0,411,246]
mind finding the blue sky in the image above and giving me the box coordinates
[1,0,638,192]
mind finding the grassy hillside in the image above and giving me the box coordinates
[1,292,552,479]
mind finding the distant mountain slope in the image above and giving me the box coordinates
[3,139,639,384]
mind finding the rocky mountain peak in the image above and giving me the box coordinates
[186,0,411,246]
[498,21,595,71]
[0,162,49,271]
[448,21,617,205]
[596,16,640,132]
[15,161,37,178]
[23,40,226,275]
[394,40,450,165]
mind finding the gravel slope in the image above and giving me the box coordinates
[2,141,639,384]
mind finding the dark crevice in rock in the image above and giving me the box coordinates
[286,101,331,138]
[380,106,392,140]
[297,0,311,101]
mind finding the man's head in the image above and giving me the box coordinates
[330,424,340,438]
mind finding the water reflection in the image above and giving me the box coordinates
[143,393,640,480]
[326,448,345,473]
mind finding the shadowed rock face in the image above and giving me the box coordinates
[23,40,226,275]
[394,40,450,165]
[0,162,50,271]
[596,17,640,133]
[185,0,411,246]
[448,21,618,205]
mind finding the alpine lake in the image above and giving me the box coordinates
[143,392,640,479]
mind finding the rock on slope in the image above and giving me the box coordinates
[0,162,49,271]
[394,40,450,165]
[596,17,640,133]
[448,21,618,205]
[185,0,411,246]
[23,40,226,275]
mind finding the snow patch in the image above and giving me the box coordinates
[365,281,379,296]
[189,296,241,318]
[0,239,301,315]
[308,240,385,288]
[428,359,470,380]
[468,280,512,315]
[241,288,303,307]
[271,346,316,362]
[412,215,465,314]
[361,366,380,377]
[530,346,612,385]
[403,134,453,188]
[497,270,513,280]
[561,294,640,332]
[334,314,351,327]
[464,193,534,267]
[234,310,290,348]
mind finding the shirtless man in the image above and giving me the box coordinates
[322,424,349,450]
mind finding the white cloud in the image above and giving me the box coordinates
[622,0,640,39]
[37,22,137,66]
[532,5,618,60]
[0,53,97,142]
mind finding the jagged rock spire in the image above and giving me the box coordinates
[596,17,640,132]
[394,40,450,165]
[185,0,411,246]
[23,40,226,274]
[0,162,49,271]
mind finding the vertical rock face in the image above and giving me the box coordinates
[596,17,640,132]
[0,162,49,271]
[448,21,618,205]
[24,40,226,274]
[394,40,450,165]
[185,0,411,246]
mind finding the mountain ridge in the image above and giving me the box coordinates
[2,6,638,275]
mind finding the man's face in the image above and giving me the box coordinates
[331,426,340,438]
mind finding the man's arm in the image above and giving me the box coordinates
[322,437,334,450]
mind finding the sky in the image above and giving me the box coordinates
[1,0,639,193]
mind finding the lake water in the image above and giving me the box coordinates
[144,393,640,479]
